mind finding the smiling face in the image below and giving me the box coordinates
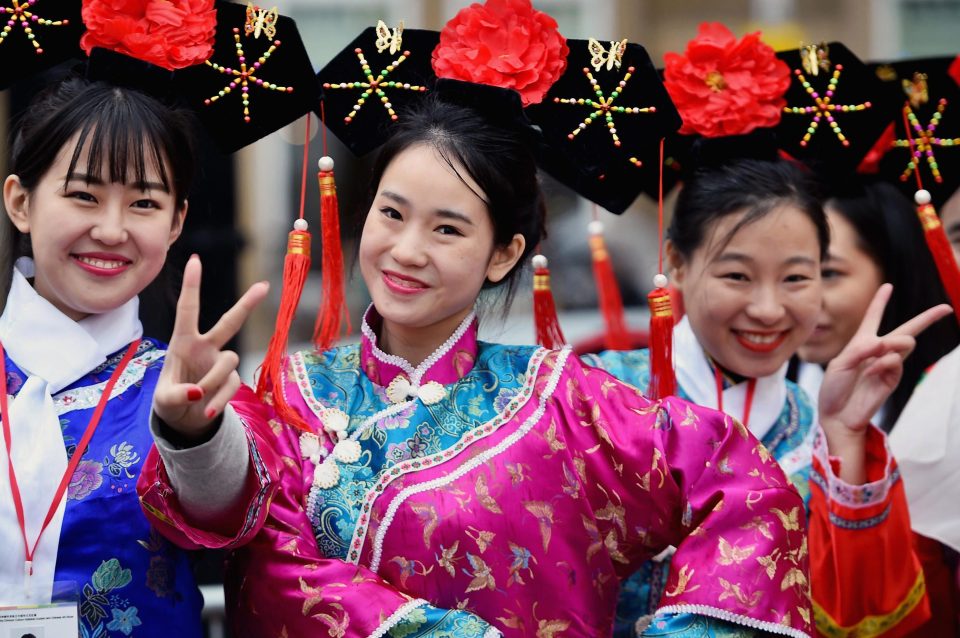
[670,205,823,378]
[798,209,884,364]
[358,143,524,353]
[4,133,186,321]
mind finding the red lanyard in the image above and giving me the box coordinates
[0,339,140,582]
[714,366,757,430]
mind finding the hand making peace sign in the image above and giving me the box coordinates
[153,255,270,440]
[819,283,951,482]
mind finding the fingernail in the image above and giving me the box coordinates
[187,387,204,401]
[190,253,199,261]
[204,406,218,420]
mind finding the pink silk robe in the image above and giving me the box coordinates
[139,311,812,637]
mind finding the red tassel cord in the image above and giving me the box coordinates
[588,220,631,351]
[916,191,960,323]
[647,137,677,399]
[313,157,351,350]
[532,254,567,349]
[901,106,960,324]
[647,280,676,399]
[257,117,314,432]
[257,225,312,432]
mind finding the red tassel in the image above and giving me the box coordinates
[647,137,676,398]
[647,282,677,399]
[588,221,631,350]
[532,254,567,349]
[915,190,960,324]
[313,156,350,350]
[256,226,312,432]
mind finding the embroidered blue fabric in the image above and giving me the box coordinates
[3,338,202,637]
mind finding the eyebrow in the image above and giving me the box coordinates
[65,172,169,193]
[380,190,474,226]
[715,252,817,267]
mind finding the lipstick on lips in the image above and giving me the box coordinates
[734,329,788,354]
[72,252,132,277]
[382,269,429,295]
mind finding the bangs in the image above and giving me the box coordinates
[65,89,171,193]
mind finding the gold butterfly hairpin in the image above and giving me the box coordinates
[588,37,627,72]
[903,72,929,109]
[244,2,278,39]
[799,42,830,76]
[375,19,404,55]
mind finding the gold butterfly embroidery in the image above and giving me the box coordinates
[799,42,830,76]
[464,552,496,592]
[475,473,503,514]
[436,541,460,577]
[664,564,700,597]
[717,536,756,566]
[757,548,782,579]
[523,501,555,552]
[771,506,802,532]
[244,3,278,39]
[588,37,627,72]
[409,501,439,548]
[903,72,929,108]
[375,19,404,55]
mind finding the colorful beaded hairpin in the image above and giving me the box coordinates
[0,0,69,55]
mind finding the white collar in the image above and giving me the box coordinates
[0,258,142,392]
[674,315,789,441]
[890,344,960,552]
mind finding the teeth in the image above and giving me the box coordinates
[739,332,780,345]
[77,256,126,270]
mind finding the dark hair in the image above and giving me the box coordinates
[824,178,960,431]
[362,95,546,310]
[670,158,829,260]
[3,75,196,306]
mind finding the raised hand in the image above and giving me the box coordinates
[819,283,951,482]
[153,255,269,440]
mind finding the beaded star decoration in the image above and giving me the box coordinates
[321,23,426,125]
[551,41,656,167]
[0,0,69,55]
[891,74,960,185]
[782,44,872,148]
[203,26,293,123]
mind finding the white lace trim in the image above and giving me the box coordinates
[655,604,811,638]
[366,598,429,638]
[368,348,571,573]
[360,304,477,385]
[53,349,164,414]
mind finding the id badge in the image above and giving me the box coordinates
[0,581,78,638]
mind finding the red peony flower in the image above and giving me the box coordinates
[432,0,568,106]
[663,22,790,138]
[950,54,960,89]
[80,0,216,70]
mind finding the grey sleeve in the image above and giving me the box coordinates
[150,404,252,525]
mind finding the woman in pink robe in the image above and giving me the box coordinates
[135,93,835,637]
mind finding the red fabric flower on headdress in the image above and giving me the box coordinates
[432,0,568,106]
[80,0,216,71]
[663,22,790,138]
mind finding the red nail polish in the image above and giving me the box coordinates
[187,387,204,401]
[204,407,217,420]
